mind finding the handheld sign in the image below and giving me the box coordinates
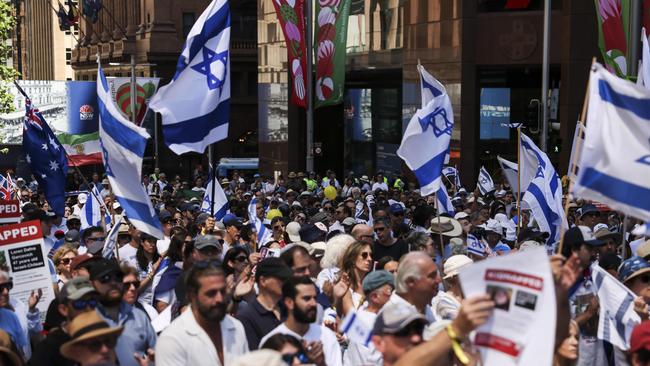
[0,220,56,320]
[0,200,21,224]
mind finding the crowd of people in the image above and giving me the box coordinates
[2,167,650,366]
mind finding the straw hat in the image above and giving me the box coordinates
[0,330,22,366]
[60,310,123,360]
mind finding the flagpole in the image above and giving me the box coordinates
[517,126,521,238]
[130,54,137,124]
[621,214,628,259]
[305,0,314,173]
[558,58,594,256]
[209,144,216,217]
[433,191,445,260]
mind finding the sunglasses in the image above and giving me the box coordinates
[123,281,140,289]
[0,281,13,292]
[374,227,385,233]
[59,258,73,265]
[234,256,248,263]
[70,298,98,310]
[87,236,106,242]
[282,352,310,364]
[194,260,222,269]
[184,240,193,245]
[98,273,123,284]
[360,252,372,259]
[80,336,118,352]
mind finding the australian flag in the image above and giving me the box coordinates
[22,99,68,216]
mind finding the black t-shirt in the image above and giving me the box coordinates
[29,327,76,366]
[373,239,410,262]
[235,298,282,350]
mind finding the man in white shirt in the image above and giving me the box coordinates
[371,173,388,191]
[260,276,342,366]
[118,222,140,268]
[156,263,248,366]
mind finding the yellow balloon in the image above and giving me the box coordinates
[324,186,337,200]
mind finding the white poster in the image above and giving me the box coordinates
[0,220,56,320]
[459,248,556,366]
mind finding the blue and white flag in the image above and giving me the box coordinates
[201,170,229,220]
[80,185,111,229]
[22,98,68,216]
[477,166,494,195]
[591,263,641,350]
[497,156,519,193]
[442,166,461,190]
[148,0,230,155]
[97,65,163,239]
[397,65,453,196]
[574,63,650,222]
[248,197,271,245]
[467,234,489,257]
[340,311,373,347]
[435,187,455,216]
[520,133,566,245]
[638,28,650,90]
[102,215,122,259]
[567,122,585,180]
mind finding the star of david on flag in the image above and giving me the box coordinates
[149,0,231,155]
[397,65,454,196]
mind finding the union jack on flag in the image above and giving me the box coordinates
[0,174,13,200]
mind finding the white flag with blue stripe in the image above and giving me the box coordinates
[201,171,229,220]
[477,166,494,195]
[97,66,163,239]
[397,65,453,196]
[574,63,650,222]
[520,133,566,245]
[497,156,519,193]
[442,166,461,190]
[148,0,230,155]
[80,186,111,229]
[248,197,271,245]
[436,187,455,215]
[102,215,122,259]
[591,263,641,350]
[638,28,650,90]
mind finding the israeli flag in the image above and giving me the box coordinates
[97,66,163,239]
[201,171,229,220]
[397,65,453,196]
[497,156,518,193]
[80,186,111,229]
[477,166,494,195]
[248,197,271,245]
[591,264,641,350]
[573,63,650,222]
[442,166,461,190]
[567,122,585,180]
[638,28,650,90]
[520,133,566,245]
[436,187,455,216]
[102,215,122,259]
[148,0,230,155]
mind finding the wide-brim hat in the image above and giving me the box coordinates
[429,216,463,237]
[60,311,123,359]
[0,330,22,366]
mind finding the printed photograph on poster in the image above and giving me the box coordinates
[514,290,538,311]
[487,285,512,311]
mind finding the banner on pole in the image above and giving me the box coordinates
[271,0,307,108]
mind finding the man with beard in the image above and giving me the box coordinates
[90,259,156,366]
[259,276,342,366]
[156,262,248,366]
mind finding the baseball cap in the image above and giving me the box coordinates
[64,229,80,244]
[112,201,121,210]
[70,253,97,271]
[298,223,327,244]
[285,221,301,242]
[342,217,357,226]
[389,203,405,215]
[454,212,469,220]
[196,212,211,226]
[372,304,428,335]
[223,214,243,228]
[631,320,650,353]
[362,270,394,295]
[619,256,650,284]
[483,219,502,236]
[577,204,599,219]
[77,193,88,204]
[88,259,121,280]
[564,226,604,248]
[310,211,331,225]
[443,255,473,279]
[194,235,222,251]
[59,276,98,302]
[255,257,293,281]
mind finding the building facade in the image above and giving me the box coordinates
[258,0,598,186]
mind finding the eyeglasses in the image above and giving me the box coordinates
[374,227,385,233]
[282,352,310,364]
[98,273,123,284]
[79,336,118,352]
[194,260,222,269]
[87,236,106,242]
[0,281,13,292]
[360,252,372,259]
[234,256,248,263]
[59,258,73,265]
[70,298,98,310]
[123,281,140,289]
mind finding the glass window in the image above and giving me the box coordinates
[479,88,510,140]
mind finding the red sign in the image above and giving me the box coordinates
[0,200,21,224]
[0,220,42,246]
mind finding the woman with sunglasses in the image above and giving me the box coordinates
[121,265,158,320]
[223,246,250,286]
[134,233,162,306]
[337,241,373,312]
[270,216,289,248]
[52,245,78,290]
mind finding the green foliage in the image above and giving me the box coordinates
[0,1,18,114]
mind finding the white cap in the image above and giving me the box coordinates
[286,221,301,242]
[112,201,121,209]
[484,219,502,235]
[494,213,508,224]
[454,212,469,220]
[77,193,87,204]
[443,255,473,279]
[593,223,609,233]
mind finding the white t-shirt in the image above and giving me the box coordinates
[343,310,382,366]
[259,323,342,366]
[118,244,138,268]
[371,182,388,191]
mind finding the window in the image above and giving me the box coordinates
[480,88,510,140]
[182,13,196,39]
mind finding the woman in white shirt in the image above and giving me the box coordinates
[338,241,373,310]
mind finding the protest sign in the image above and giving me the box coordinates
[459,247,555,366]
[0,220,56,320]
[0,200,21,224]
